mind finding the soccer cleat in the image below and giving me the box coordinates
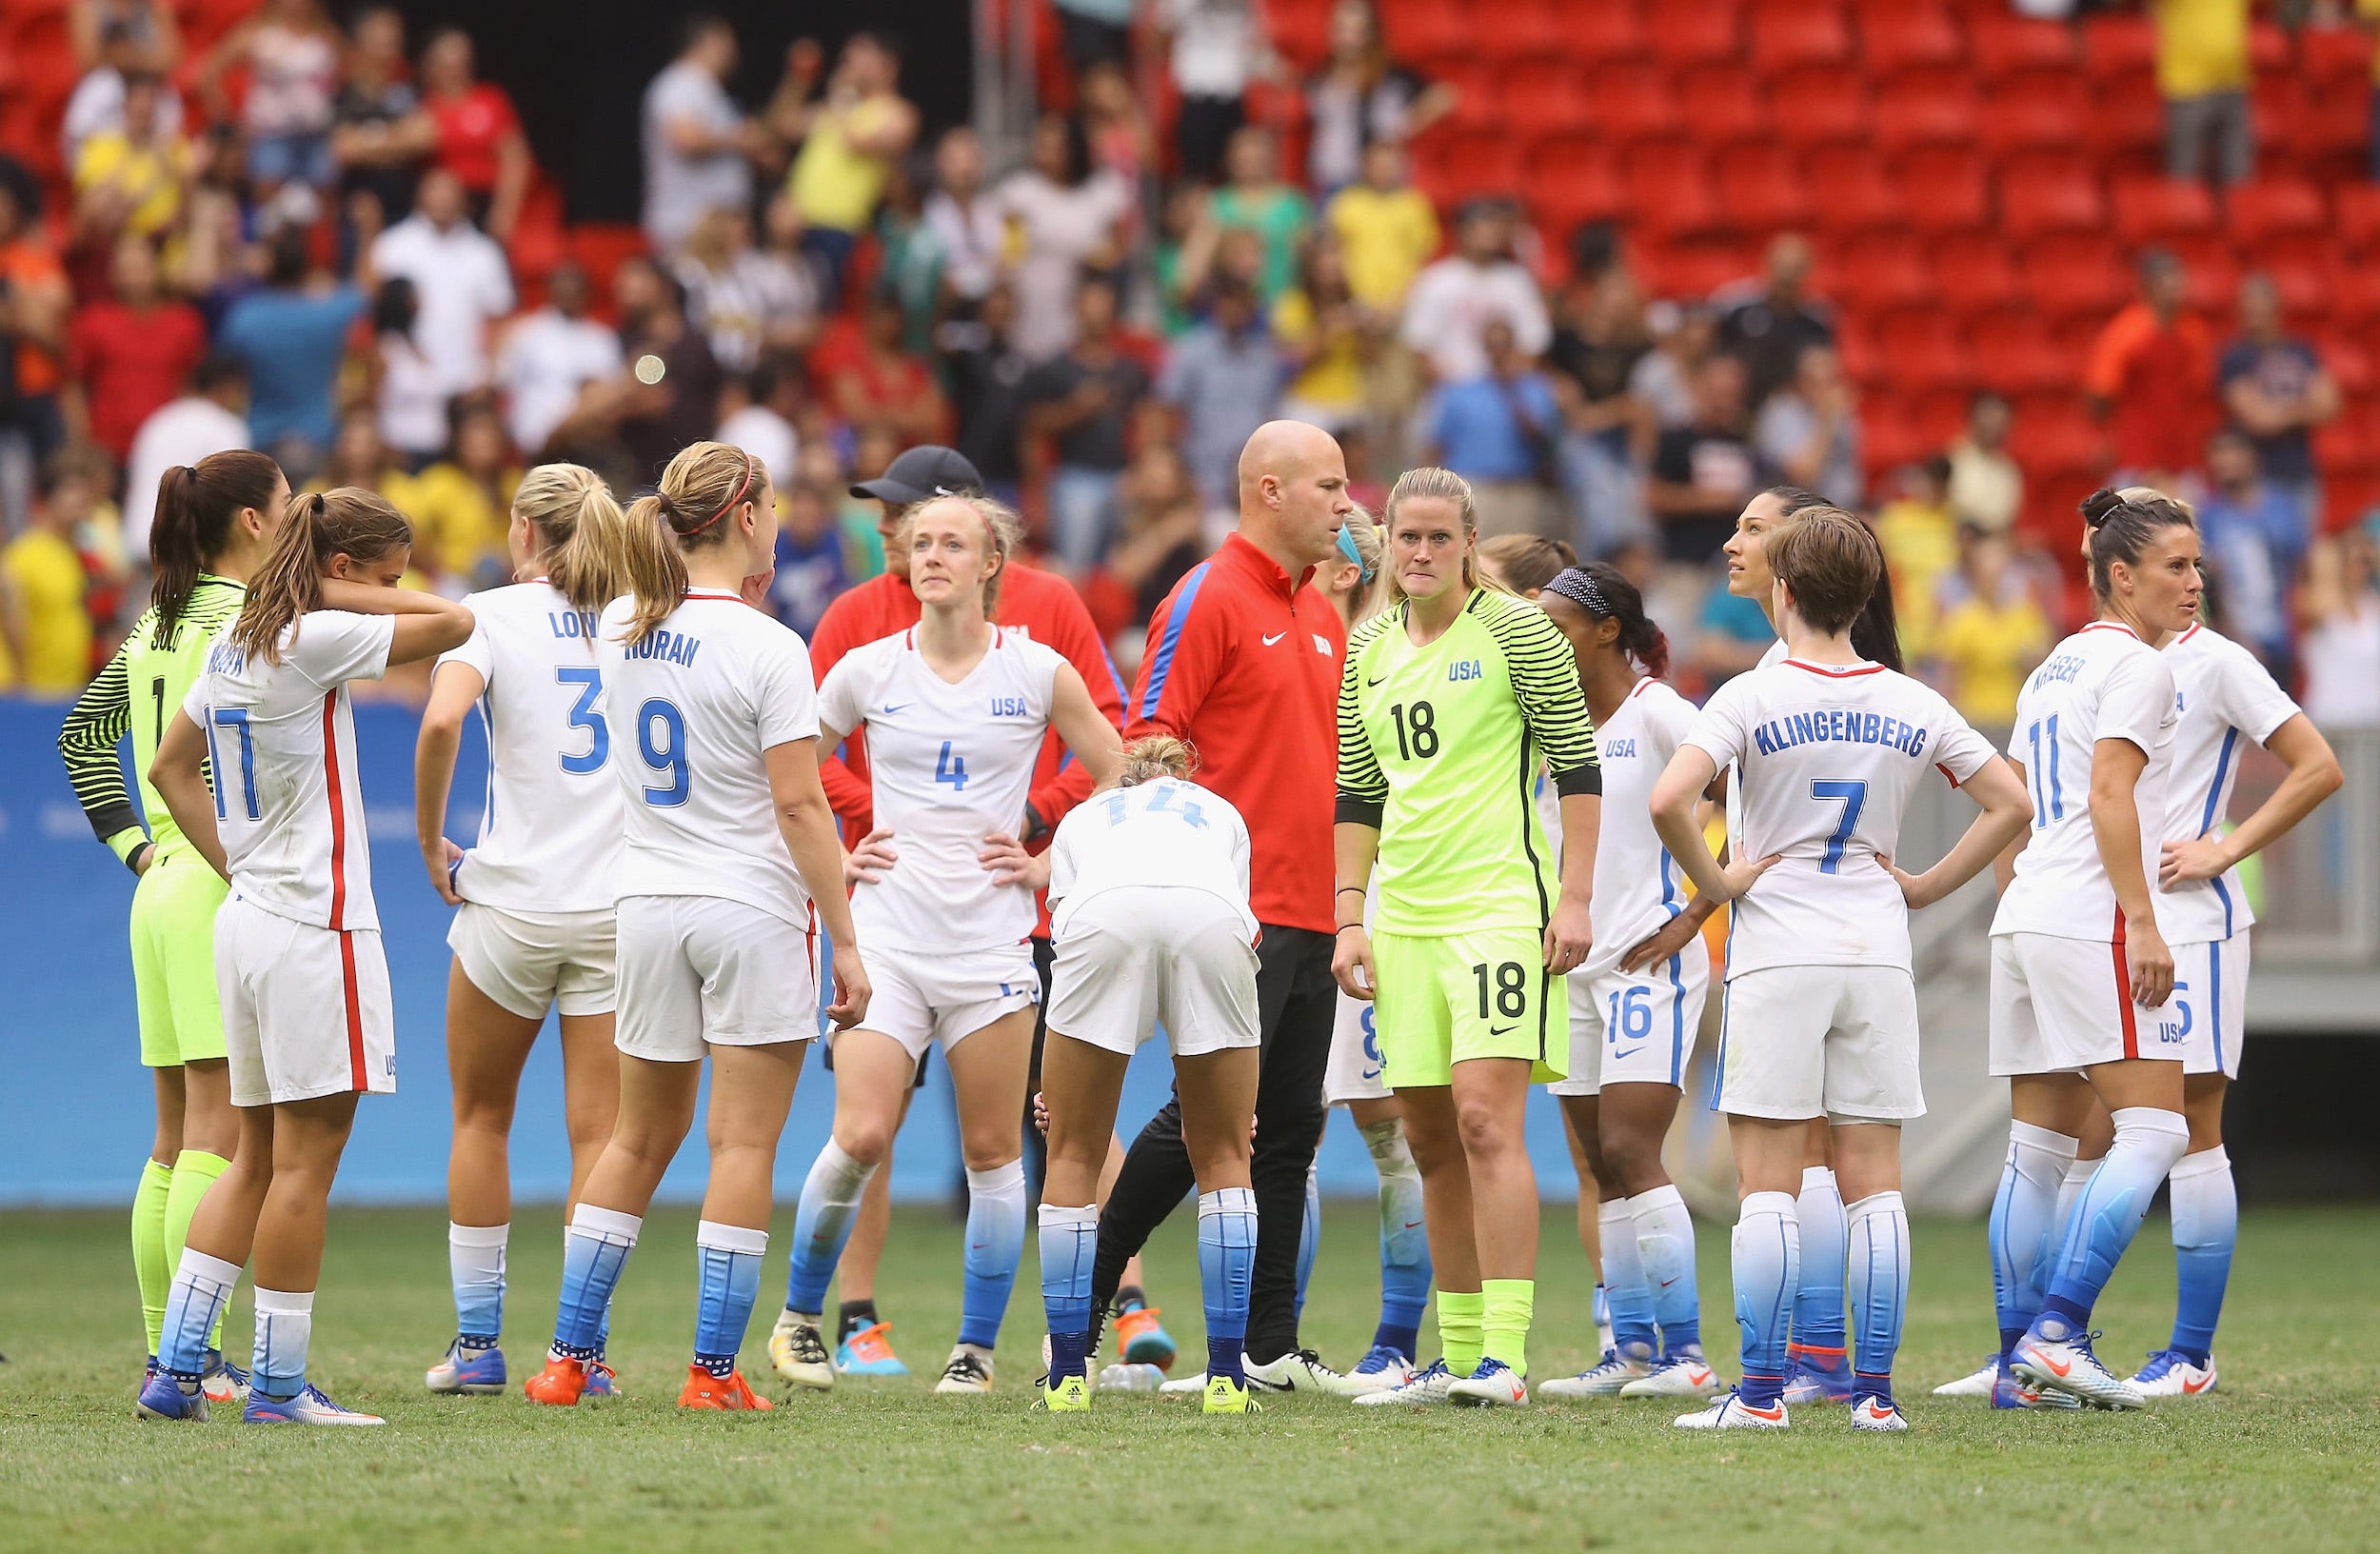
[1934,1355,2002,1398]
[1115,1305,1178,1372]
[135,1373,208,1422]
[1989,1365,2082,1410]
[679,1365,772,1411]
[1344,1344,1415,1395]
[1618,1355,1722,1399]
[768,1312,835,1391]
[200,1350,250,1406]
[1242,1348,1365,1396]
[1782,1348,1853,1406]
[1850,1397,1909,1432]
[584,1360,619,1397]
[1352,1358,1457,1407]
[1674,1390,1790,1430]
[426,1339,507,1395]
[834,1320,908,1378]
[1032,1371,1092,1413]
[1099,1363,1166,1392]
[1536,1348,1653,1400]
[2132,1349,2219,1398]
[1159,1368,1211,1396]
[1447,1357,1529,1407]
[1202,1373,1263,1415]
[244,1385,385,1425]
[935,1344,996,1394]
[2011,1329,2147,1410]
[524,1353,590,1406]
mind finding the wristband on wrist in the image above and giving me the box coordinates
[1336,923,1365,934]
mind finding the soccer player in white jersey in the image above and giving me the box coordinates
[138,488,475,1424]
[1033,735,1265,1415]
[522,441,867,1413]
[1528,564,1722,1404]
[1980,490,2202,1410]
[414,464,650,1397]
[1652,508,2029,1432]
[771,493,1122,1397]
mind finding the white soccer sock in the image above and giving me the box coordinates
[1991,1121,2079,1341]
[252,1285,316,1399]
[159,1248,243,1376]
[449,1221,508,1341]
[1845,1191,1911,1383]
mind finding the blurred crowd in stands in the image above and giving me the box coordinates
[0,0,2375,732]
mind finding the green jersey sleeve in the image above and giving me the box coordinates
[1334,609,1398,828]
[1478,592,1602,797]
[58,629,142,857]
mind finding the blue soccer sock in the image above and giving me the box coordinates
[1294,1161,1320,1326]
[1631,1184,1702,1360]
[1790,1166,1846,1369]
[1731,1191,1799,1408]
[553,1205,640,1360]
[692,1221,768,1378]
[783,1138,875,1319]
[2036,1107,2189,1340]
[1847,1190,1909,1400]
[449,1222,507,1344]
[1597,1198,1657,1362]
[2167,1146,2235,1365]
[157,1247,242,1379]
[957,1161,1027,1349]
[1040,1203,1099,1384]
[1362,1118,1432,1358]
[1989,1122,2077,1356]
[1199,1186,1257,1386]
[251,1286,314,1399]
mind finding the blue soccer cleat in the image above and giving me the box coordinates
[1781,1345,1854,1406]
[1344,1343,1415,1395]
[135,1372,208,1422]
[584,1360,619,1396]
[426,1339,508,1395]
[245,1384,385,1425]
[835,1320,909,1378]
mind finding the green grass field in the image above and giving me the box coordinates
[3,1200,2376,1553]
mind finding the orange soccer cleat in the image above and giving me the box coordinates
[1114,1305,1178,1372]
[678,1365,774,1411]
[524,1354,590,1407]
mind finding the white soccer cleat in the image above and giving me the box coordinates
[769,1311,836,1391]
[1933,1356,2001,1398]
[1618,1355,1722,1399]
[2131,1349,2218,1398]
[1342,1343,1415,1395]
[1159,1368,1211,1396]
[1850,1397,1909,1432]
[2011,1330,2146,1410]
[1352,1358,1457,1406]
[934,1343,996,1395]
[243,1383,385,1425]
[1242,1348,1366,1395]
[1536,1348,1653,1400]
[1446,1358,1529,1407]
[1675,1391,1789,1429]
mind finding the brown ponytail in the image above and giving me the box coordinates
[619,441,765,646]
[149,450,283,649]
[228,487,414,665]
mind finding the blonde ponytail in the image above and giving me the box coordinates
[518,463,651,616]
[617,441,764,646]
[1117,734,1196,787]
[228,488,413,665]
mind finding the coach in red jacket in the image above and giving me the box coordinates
[1089,420,1356,1388]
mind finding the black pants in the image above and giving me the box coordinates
[1092,924,1337,1363]
[1022,934,1058,1190]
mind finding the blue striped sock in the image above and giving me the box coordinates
[1200,1186,1256,1386]
[1040,1203,1098,1383]
[158,1248,241,1379]
[554,1205,640,1359]
[251,1286,313,1399]
[1847,1191,1909,1392]
[2168,1146,2233,1365]
[1599,1199,1658,1362]
[1633,1185,1703,1360]
[957,1162,1026,1350]
[1732,1192,1798,1408]
[693,1221,767,1376]
[784,1138,874,1318]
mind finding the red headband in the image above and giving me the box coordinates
[681,451,756,534]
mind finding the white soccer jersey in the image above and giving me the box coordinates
[2157,623,2299,946]
[818,627,1065,952]
[1047,775,1256,942]
[438,581,625,913]
[1684,657,1997,979]
[1580,677,1701,979]
[597,590,821,926]
[184,610,395,930]
[1992,622,2180,943]
[1723,638,1794,856]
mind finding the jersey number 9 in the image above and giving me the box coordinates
[637,698,689,807]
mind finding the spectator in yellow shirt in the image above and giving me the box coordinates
[2154,0,2252,187]
[402,402,520,591]
[1275,232,1371,436]
[1325,138,1438,312]
[72,71,188,243]
[1,465,100,690]
[1874,455,1958,660]
[1929,528,2053,727]
[770,33,919,306]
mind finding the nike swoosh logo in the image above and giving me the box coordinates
[1366,674,1386,686]
[883,704,910,714]
[1403,1220,1424,1229]
[2182,1373,2214,1394]
[1491,1024,1517,1036]
[2037,1350,2073,1377]
[1658,1278,1677,1288]
[1262,632,1286,646]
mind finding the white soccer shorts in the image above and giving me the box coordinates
[1549,938,1711,1098]
[1989,930,2185,1077]
[1045,887,1259,1059]
[614,894,818,1062]
[850,942,1041,1062]
[215,892,396,1107]
[1714,964,1923,1123]
[448,902,617,1020]
[2172,932,2250,1079]
[1325,988,1391,1104]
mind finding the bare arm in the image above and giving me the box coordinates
[1548,790,1600,974]
[414,661,482,905]
[2159,713,2343,888]
[2088,736,2172,1006]
[317,577,475,664]
[765,735,871,1027]
[486,129,531,242]
[1650,747,1776,902]
[1330,820,1383,1000]
[149,709,227,880]
[1883,755,2032,909]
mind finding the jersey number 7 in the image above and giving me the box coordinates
[1809,779,1868,874]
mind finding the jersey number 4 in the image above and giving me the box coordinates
[556,667,611,774]
[935,740,969,790]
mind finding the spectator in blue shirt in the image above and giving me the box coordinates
[1694,574,1775,690]
[2218,271,2338,533]
[215,226,367,481]
[765,480,857,640]
[2199,427,2304,677]
[1421,317,1562,540]
[1157,276,1284,512]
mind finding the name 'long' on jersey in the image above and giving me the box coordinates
[1684,657,1997,978]
[1991,622,2180,943]
[183,609,396,930]
[597,591,821,926]
[1577,677,1702,979]
[438,581,625,914]
[2157,622,2299,946]
[1046,775,1256,942]
[818,626,1065,951]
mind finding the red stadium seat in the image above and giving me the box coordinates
[2258,259,2332,325]
[1770,69,1872,149]
[1751,4,1853,74]
[1803,146,1899,232]
[2334,263,2380,329]
[2250,21,2291,71]
[2081,80,2168,162]
[2225,177,2330,251]
[2000,162,2107,239]
[1857,3,1964,75]
[1412,128,1529,207]
[2078,14,2157,88]
[1969,14,2080,83]
[1585,66,1684,146]
[1647,0,1743,68]
[1525,134,1629,230]
[1379,0,1476,60]
[2320,334,2373,398]
[1822,231,1933,311]
[1979,79,2087,159]
[1266,0,1335,69]
[1973,315,2075,396]
[1436,58,1505,128]
[2335,186,2380,256]
[1636,237,1756,300]
[1677,66,1773,149]
[2018,234,2130,322]
[1891,147,1992,233]
[1714,145,1815,231]
[2110,176,2219,245]
[2300,23,2376,88]
[1874,309,1974,391]
[1563,1,1650,63]
[1872,78,1980,153]
[1498,61,1596,136]
[1627,145,1727,237]
[1474,0,1568,60]
[1933,239,2023,316]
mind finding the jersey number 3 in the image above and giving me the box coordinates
[556,667,611,774]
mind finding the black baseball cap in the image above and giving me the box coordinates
[849,445,982,506]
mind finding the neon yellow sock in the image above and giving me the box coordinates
[1481,1278,1535,1373]
[166,1151,232,1351]
[133,1160,174,1355]
[1437,1287,1485,1376]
